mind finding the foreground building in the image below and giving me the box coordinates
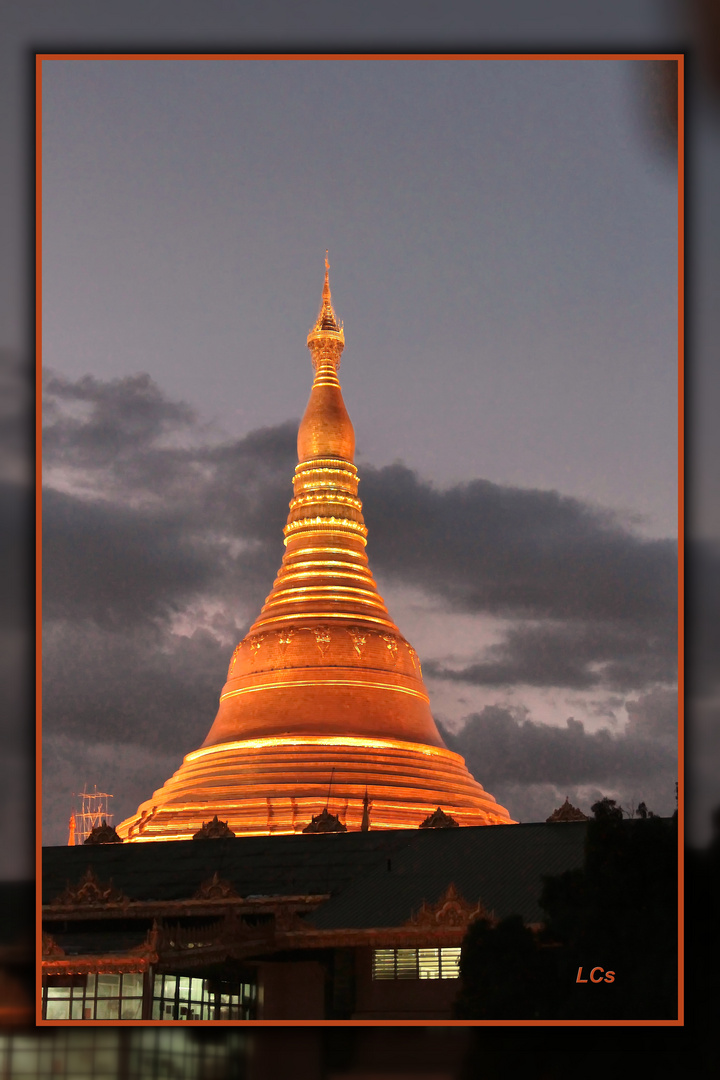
[116,259,512,840]
[42,822,587,1021]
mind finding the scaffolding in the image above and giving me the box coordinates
[69,786,114,845]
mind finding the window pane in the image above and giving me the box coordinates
[97,974,121,997]
[86,973,96,994]
[163,974,177,997]
[440,947,461,978]
[45,999,71,1019]
[121,972,144,997]
[95,998,120,1020]
[121,997,143,1019]
[191,978,204,999]
[418,948,440,979]
[46,985,71,998]
[70,999,84,1019]
[396,949,418,979]
[178,977,190,997]
[372,949,396,979]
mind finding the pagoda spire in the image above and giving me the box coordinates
[298,255,354,462]
[116,261,516,840]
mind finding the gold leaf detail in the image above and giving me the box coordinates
[277,630,296,656]
[380,634,398,664]
[347,627,367,657]
[312,626,332,656]
[228,643,242,676]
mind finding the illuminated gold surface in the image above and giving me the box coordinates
[117,260,514,839]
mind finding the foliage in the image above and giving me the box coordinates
[454,802,678,1020]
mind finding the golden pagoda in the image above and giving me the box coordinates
[117,258,514,840]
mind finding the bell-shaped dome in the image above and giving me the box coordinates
[117,259,515,840]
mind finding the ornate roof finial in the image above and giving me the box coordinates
[361,787,371,832]
[307,252,345,363]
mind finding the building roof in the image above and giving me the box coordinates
[308,822,588,929]
[44,822,588,930]
[42,830,413,906]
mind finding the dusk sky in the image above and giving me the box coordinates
[39,57,679,845]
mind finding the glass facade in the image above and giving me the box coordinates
[43,972,144,1020]
[151,974,256,1021]
[372,947,461,980]
[41,971,256,1021]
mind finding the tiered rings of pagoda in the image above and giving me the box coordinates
[118,736,511,840]
[116,257,514,840]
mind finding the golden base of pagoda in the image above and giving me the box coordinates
[116,735,515,841]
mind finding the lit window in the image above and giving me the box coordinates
[151,974,257,1021]
[440,947,461,979]
[372,947,461,980]
[42,972,145,1020]
[418,948,440,979]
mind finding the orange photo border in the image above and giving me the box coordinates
[35,50,684,1030]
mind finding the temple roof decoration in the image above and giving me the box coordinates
[192,815,236,840]
[42,931,65,959]
[116,260,515,840]
[193,871,240,900]
[50,867,129,908]
[419,807,460,829]
[302,807,348,833]
[546,797,589,823]
[406,883,493,928]
[83,819,122,844]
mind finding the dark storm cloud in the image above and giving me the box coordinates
[360,463,676,624]
[43,371,298,625]
[424,618,676,693]
[43,371,197,463]
[43,487,217,626]
[43,370,298,536]
[42,620,232,752]
[42,373,301,750]
[359,463,677,693]
[439,690,677,788]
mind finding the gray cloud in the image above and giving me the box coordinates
[440,690,677,789]
[43,487,218,627]
[42,620,232,753]
[360,463,676,625]
[424,617,675,693]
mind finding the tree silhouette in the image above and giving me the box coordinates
[455,800,678,1019]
